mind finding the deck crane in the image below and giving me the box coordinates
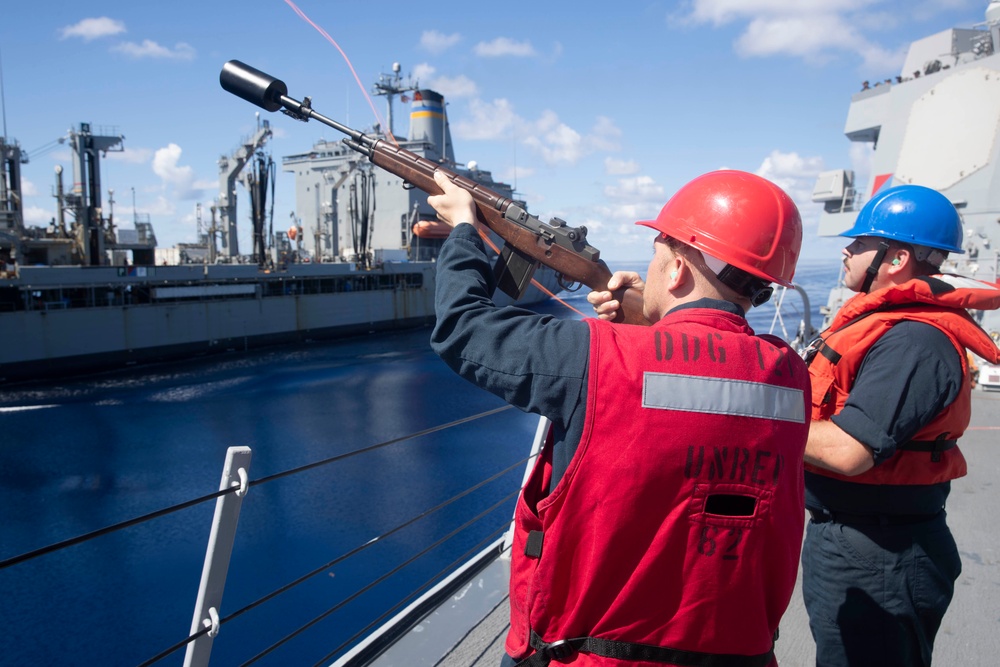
[216,116,271,257]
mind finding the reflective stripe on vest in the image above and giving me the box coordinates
[643,372,806,423]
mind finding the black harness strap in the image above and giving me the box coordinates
[802,299,951,369]
[515,630,774,667]
[897,433,957,462]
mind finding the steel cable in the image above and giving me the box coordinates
[0,404,512,571]
[242,488,522,666]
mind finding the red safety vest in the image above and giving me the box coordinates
[805,275,1000,485]
[506,307,811,666]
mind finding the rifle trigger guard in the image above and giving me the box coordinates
[402,181,416,190]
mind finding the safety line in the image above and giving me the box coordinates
[242,489,522,665]
[251,404,514,486]
[0,486,231,571]
[0,405,514,571]
[139,452,528,665]
[316,522,511,665]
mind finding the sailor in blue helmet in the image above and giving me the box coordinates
[800,184,1000,666]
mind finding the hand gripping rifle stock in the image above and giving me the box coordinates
[220,60,647,325]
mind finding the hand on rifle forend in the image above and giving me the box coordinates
[587,271,645,321]
[428,171,480,232]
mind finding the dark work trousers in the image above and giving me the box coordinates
[801,511,961,667]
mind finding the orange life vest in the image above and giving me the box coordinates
[804,275,1000,485]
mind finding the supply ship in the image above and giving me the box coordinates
[0,66,558,384]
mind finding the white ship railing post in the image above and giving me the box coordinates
[184,446,253,667]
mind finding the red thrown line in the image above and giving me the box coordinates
[283,0,395,146]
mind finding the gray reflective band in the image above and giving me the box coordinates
[642,372,806,423]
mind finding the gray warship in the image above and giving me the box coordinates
[0,66,557,383]
[811,2,1000,342]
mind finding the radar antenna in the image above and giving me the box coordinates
[371,62,417,139]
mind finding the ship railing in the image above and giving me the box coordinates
[0,404,536,667]
[823,186,861,215]
[761,282,818,354]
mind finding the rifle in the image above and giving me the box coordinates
[220,60,648,325]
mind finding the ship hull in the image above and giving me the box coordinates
[0,261,557,383]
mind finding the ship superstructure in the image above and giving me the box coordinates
[283,63,524,266]
[812,1,1000,335]
[1,124,157,270]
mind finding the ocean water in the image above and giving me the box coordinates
[0,258,842,666]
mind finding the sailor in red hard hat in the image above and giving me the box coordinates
[429,168,811,666]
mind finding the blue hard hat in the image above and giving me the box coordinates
[842,184,965,254]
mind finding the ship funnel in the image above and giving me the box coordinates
[408,90,455,164]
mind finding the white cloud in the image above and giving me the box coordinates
[426,75,479,100]
[587,116,622,153]
[107,147,154,165]
[524,111,585,164]
[754,148,826,206]
[413,63,436,83]
[678,0,909,71]
[605,157,640,175]
[604,175,666,202]
[60,17,126,41]
[20,179,39,197]
[474,37,537,58]
[735,14,900,68]
[452,98,519,140]
[23,206,53,225]
[682,0,875,27]
[420,30,461,54]
[112,40,196,61]
[152,144,201,199]
[520,112,623,166]
[499,166,534,183]
[146,195,177,217]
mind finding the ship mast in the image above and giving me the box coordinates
[371,63,417,139]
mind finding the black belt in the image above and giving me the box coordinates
[515,630,774,667]
[808,508,943,526]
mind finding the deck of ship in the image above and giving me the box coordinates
[370,389,1000,667]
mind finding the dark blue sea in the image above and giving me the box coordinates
[0,259,841,666]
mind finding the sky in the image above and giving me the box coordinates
[0,0,992,262]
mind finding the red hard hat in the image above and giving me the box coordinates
[637,170,802,287]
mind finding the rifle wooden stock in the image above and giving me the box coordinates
[368,141,649,326]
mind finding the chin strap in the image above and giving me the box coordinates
[716,264,774,307]
[860,240,891,293]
